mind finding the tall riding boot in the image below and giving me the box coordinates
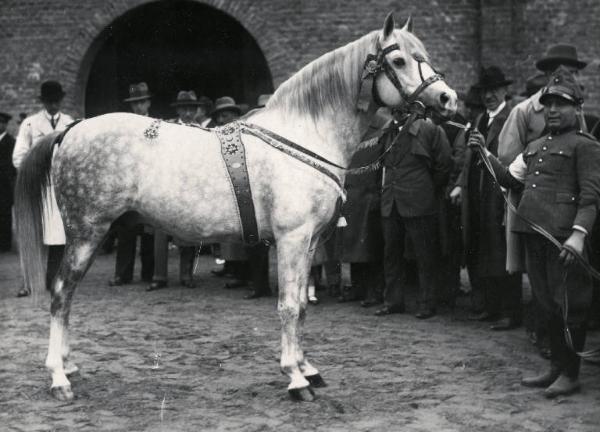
[545,321,584,398]
[521,317,562,388]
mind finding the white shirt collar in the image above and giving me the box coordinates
[487,101,506,119]
[44,110,61,122]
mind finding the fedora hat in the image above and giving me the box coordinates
[474,66,513,90]
[520,73,547,97]
[124,82,152,102]
[0,112,12,123]
[40,81,65,103]
[171,90,200,107]
[536,44,587,72]
[212,96,242,115]
[256,94,272,108]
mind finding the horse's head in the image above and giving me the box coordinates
[369,13,457,118]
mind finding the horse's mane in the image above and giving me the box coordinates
[267,29,429,121]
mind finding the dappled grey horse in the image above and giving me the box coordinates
[15,14,456,402]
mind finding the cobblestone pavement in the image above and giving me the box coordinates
[1,249,599,431]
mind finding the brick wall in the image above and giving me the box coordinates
[0,0,598,133]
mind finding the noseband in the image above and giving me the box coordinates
[356,41,445,113]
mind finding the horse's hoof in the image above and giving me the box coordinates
[288,386,315,402]
[305,373,327,388]
[50,385,74,401]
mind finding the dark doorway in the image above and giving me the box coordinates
[84,1,273,119]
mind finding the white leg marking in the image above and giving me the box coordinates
[46,317,70,388]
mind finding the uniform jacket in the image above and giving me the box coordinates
[0,132,16,213]
[458,103,512,277]
[337,143,384,263]
[492,128,600,238]
[380,118,451,218]
[13,109,74,245]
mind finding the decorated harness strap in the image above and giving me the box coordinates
[215,122,260,244]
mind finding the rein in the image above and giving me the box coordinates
[464,129,600,361]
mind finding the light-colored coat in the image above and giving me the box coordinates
[14,109,73,245]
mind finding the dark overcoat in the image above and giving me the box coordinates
[0,133,16,215]
[458,104,511,278]
[337,143,384,263]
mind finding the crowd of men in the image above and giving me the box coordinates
[1,42,600,399]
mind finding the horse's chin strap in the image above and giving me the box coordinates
[356,42,444,116]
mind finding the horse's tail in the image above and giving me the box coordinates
[14,132,61,300]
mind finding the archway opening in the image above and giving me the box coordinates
[84,0,273,118]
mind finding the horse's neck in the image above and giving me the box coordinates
[250,105,377,168]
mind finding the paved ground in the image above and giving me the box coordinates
[1,248,600,432]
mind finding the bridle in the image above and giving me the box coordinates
[356,40,445,114]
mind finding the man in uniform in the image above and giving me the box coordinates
[0,112,16,252]
[470,67,600,398]
[13,80,74,297]
[108,82,154,287]
[374,110,451,319]
[455,66,522,329]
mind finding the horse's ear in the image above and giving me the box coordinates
[402,15,413,33]
[382,12,395,39]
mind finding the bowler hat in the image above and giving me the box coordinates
[474,66,513,90]
[540,65,584,105]
[536,44,587,72]
[212,96,242,115]
[171,90,201,107]
[124,82,152,102]
[0,112,12,123]
[40,81,65,103]
[520,73,547,97]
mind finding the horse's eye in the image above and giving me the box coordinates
[393,58,406,68]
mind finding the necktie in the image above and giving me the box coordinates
[50,116,56,129]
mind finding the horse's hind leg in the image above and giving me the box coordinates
[46,234,105,401]
[276,233,315,401]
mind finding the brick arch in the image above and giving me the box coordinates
[61,0,286,116]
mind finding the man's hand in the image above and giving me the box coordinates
[449,186,462,205]
[467,130,485,149]
[559,230,586,267]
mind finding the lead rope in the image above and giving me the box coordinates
[472,140,600,361]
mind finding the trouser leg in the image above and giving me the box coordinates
[247,244,270,294]
[381,206,406,308]
[46,245,65,291]
[0,212,12,251]
[114,226,136,281]
[140,231,154,282]
[179,246,196,282]
[152,230,169,282]
[405,214,440,310]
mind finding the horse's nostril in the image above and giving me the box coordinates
[440,92,450,105]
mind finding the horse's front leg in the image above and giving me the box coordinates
[297,239,327,389]
[276,233,315,401]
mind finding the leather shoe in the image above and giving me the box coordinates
[375,305,405,316]
[521,367,561,388]
[468,311,499,322]
[180,279,197,289]
[225,279,247,289]
[361,298,382,308]
[16,286,31,297]
[544,374,581,398]
[108,276,131,287]
[490,317,521,331]
[146,280,167,291]
[415,308,437,319]
[244,290,271,299]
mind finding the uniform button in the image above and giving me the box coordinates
[538,158,543,162]
[532,184,537,188]
[548,136,553,140]
[535,171,540,175]
[559,150,563,154]
[571,197,576,201]
[542,146,547,151]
